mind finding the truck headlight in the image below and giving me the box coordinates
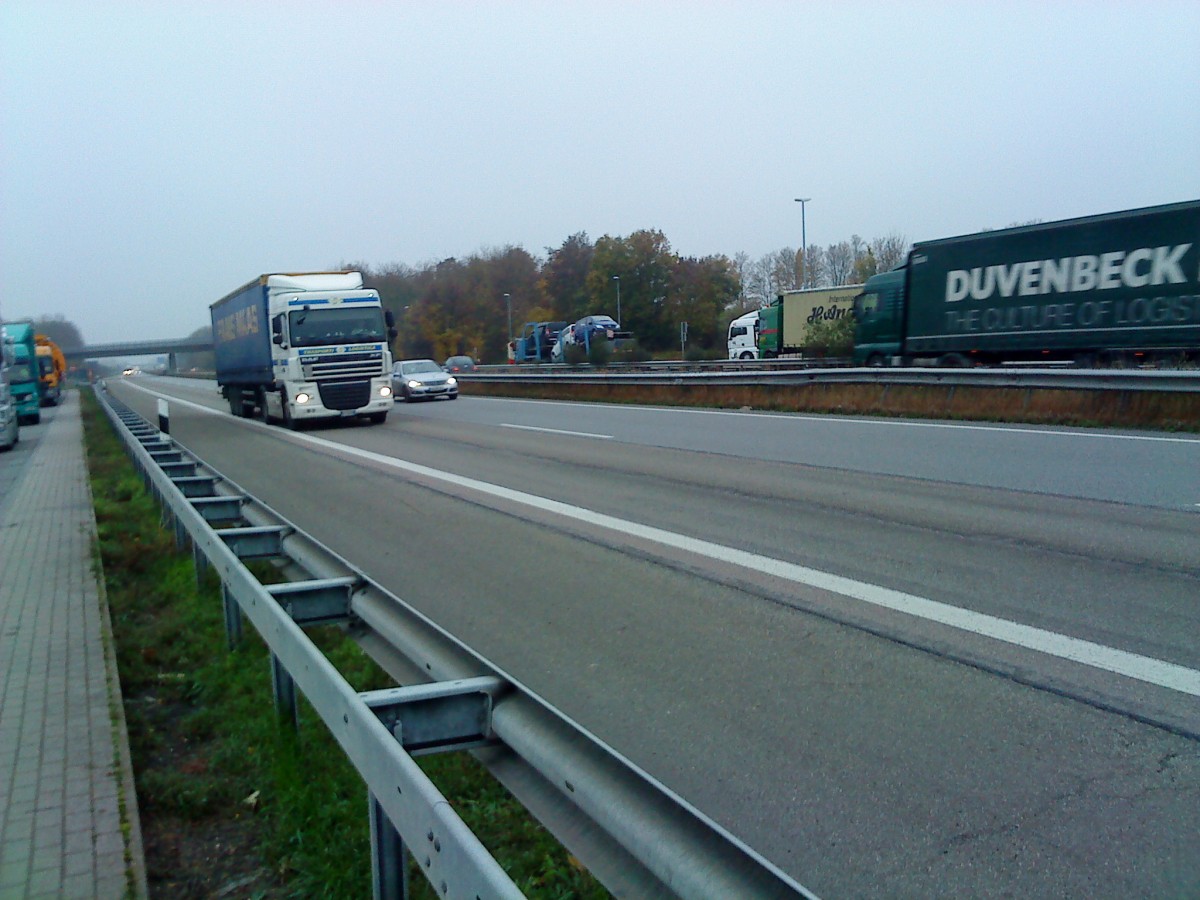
[295,392,311,404]
[380,385,392,398]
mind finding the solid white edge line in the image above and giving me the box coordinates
[124,381,1200,698]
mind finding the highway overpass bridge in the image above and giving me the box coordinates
[66,337,214,372]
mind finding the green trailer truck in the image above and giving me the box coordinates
[0,321,42,424]
[853,200,1200,366]
[758,285,863,358]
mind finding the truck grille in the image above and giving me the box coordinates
[304,350,385,380]
[318,380,371,411]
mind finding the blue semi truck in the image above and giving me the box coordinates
[211,272,397,428]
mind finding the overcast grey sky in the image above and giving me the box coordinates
[2,1,1197,345]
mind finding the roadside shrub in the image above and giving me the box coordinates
[587,338,613,367]
[612,340,651,363]
[684,345,724,362]
[805,314,856,358]
[563,343,588,366]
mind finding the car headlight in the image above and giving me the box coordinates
[294,392,311,404]
[446,376,457,386]
[407,380,420,389]
[380,385,392,398]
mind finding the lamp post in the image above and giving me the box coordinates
[612,276,621,327]
[794,197,811,288]
[503,293,511,343]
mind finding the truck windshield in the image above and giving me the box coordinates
[855,292,878,319]
[289,307,386,347]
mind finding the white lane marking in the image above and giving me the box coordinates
[121,382,1200,697]
[500,423,612,440]
[483,397,1200,445]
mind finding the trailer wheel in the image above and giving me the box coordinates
[865,353,885,367]
[935,353,969,367]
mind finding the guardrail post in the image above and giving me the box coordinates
[270,652,298,729]
[193,543,209,587]
[369,791,408,900]
[172,512,186,551]
[222,583,243,649]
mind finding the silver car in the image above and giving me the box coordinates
[391,358,459,402]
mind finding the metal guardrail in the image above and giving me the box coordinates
[164,364,1200,393]
[94,384,817,900]
[468,364,1200,393]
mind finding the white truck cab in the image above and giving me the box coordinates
[727,310,760,360]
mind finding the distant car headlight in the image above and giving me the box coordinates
[379,385,392,398]
[446,376,457,386]
[295,392,311,404]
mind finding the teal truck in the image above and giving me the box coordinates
[0,329,20,449]
[0,321,42,424]
[853,200,1200,366]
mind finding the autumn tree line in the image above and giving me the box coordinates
[12,230,908,366]
[340,229,908,364]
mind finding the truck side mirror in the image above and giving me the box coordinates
[272,315,285,346]
[384,309,396,328]
[388,327,398,341]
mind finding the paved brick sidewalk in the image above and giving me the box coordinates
[0,392,147,899]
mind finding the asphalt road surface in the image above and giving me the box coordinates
[106,377,1200,899]
[0,402,49,518]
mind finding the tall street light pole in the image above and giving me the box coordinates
[794,197,811,288]
[503,293,512,343]
[612,276,621,327]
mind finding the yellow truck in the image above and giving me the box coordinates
[757,285,862,357]
[35,335,68,406]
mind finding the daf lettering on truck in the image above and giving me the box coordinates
[211,272,397,428]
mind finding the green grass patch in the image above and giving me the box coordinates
[80,390,609,898]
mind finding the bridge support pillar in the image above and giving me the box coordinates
[168,352,178,374]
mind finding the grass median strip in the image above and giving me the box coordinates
[80,390,608,899]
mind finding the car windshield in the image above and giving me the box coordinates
[401,360,442,374]
[289,307,386,347]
